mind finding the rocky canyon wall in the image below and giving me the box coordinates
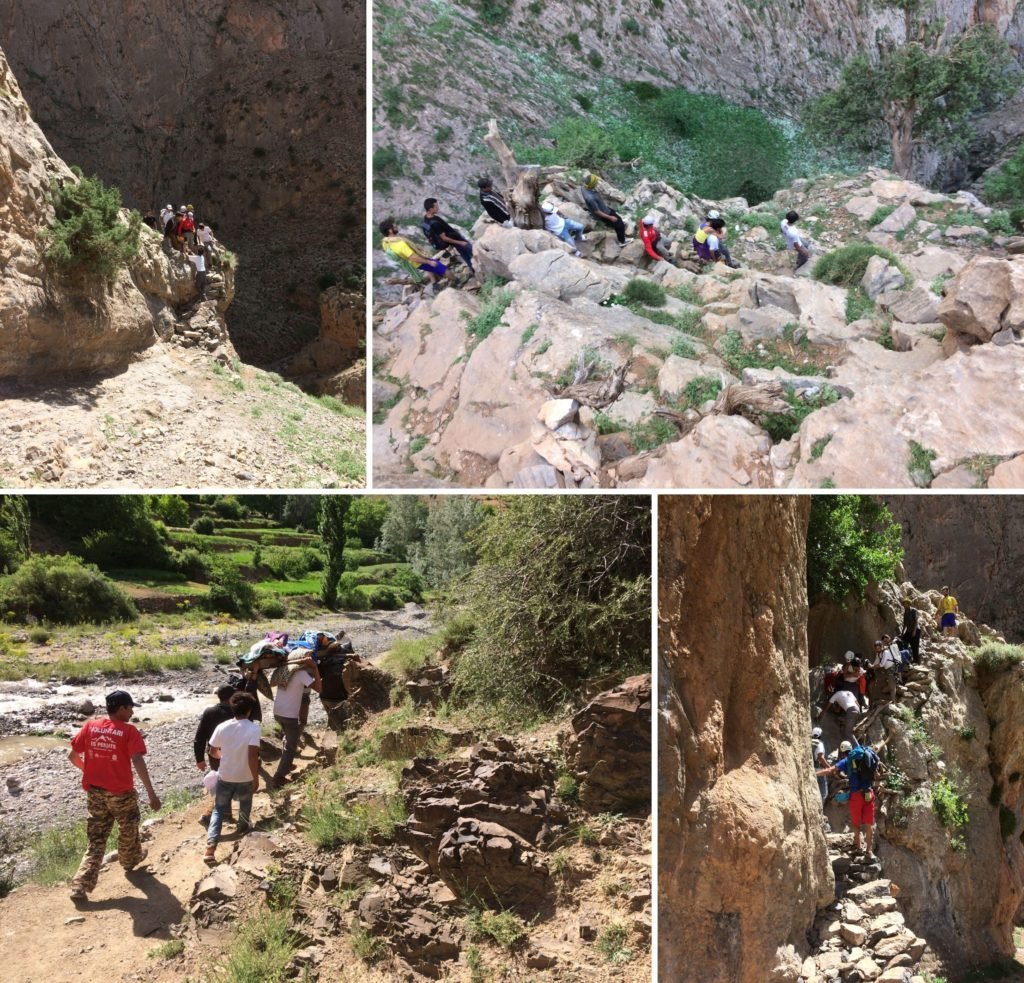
[658,495,833,983]
[1,0,364,369]
[885,496,1024,643]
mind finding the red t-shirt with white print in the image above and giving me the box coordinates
[71,717,147,793]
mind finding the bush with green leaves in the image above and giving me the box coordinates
[813,243,904,286]
[806,496,903,603]
[973,642,1024,674]
[147,494,190,527]
[170,547,212,582]
[192,515,216,535]
[43,168,141,281]
[0,497,30,575]
[466,280,515,340]
[622,278,667,307]
[261,546,324,581]
[449,497,651,717]
[205,566,256,616]
[213,496,246,520]
[0,554,137,624]
[388,566,425,603]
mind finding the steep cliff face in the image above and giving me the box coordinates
[0,47,234,379]
[373,0,1024,216]
[885,496,1024,643]
[659,495,832,983]
[1,0,365,368]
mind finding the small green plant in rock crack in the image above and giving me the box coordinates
[596,922,634,963]
[465,907,529,949]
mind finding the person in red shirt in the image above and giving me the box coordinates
[68,690,161,901]
[639,213,675,263]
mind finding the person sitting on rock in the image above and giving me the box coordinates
[541,201,586,255]
[477,176,514,227]
[581,172,630,245]
[640,213,674,263]
[781,211,811,271]
[693,217,729,266]
[700,210,740,268]
[379,218,447,287]
[817,685,860,742]
[422,197,475,274]
[817,740,881,860]
[937,586,959,636]
[901,597,922,663]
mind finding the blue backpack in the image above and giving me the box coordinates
[848,745,879,786]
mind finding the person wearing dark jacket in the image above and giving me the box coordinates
[423,198,475,274]
[477,177,513,226]
[901,599,922,663]
[581,172,629,245]
[194,684,236,824]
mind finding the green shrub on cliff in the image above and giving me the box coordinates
[44,167,141,281]
[0,554,137,624]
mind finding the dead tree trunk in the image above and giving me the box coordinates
[484,118,544,229]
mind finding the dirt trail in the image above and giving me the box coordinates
[0,345,364,488]
[0,738,325,983]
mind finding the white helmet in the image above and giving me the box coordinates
[707,209,721,220]
[839,741,853,754]
[642,213,656,226]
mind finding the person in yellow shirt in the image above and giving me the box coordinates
[379,219,447,286]
[937,586,959,636]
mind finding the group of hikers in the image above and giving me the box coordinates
[143,203,221,301]
[810,588,960,860]
[65,628,351,899]
[378,170,813,290]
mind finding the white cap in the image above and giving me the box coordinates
[541,202,554,214]
[844,650,855,661]
[165,204,172,210]
[707,209,720,219]
[811,727,822,739]
[642,213,656,226]
[839,741,853,753]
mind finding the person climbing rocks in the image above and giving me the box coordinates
[160,203,174,235]
[423,198,475,274]
[379,219,447,288]
[187,245,208,301]
[268,657,322,790]
[581,172,630,245]
[204,692,261,865]
[818,685,861,742]
[782,211,811,271]
[835,653,868,710]
[818,740,881,860]
[693,217,730,266]
[193,683,237,826]
[901,597,922,663]
[870,637,900,704]
[183,210,197,249]
[937,586,959,636]
[68,690,161,901]
[477,177,514,227]
[172,206,189,253]
[812,726,829,806]
[541,201,586,255]
[699,211,741,268]
[640,213,674,263]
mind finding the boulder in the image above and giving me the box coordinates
[862,255,905,299]
[846,196,883,220]
[873,202,917,233]
[508,249,617,303]
[938,256,1017,344]
[943,225,987,239]
[563,674,651,814]
[735,304,795,341]
[657,357,733,400]
[879,286,939,325]
[537,398,578,431]
[474,224,564,280]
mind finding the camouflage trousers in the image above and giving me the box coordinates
[70,787,143,893]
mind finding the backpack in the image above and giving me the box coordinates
[848,745,879,786]
[421,218,443,250]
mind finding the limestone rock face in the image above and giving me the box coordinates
[1,1,364,368]
[938,256,1024,346]
[659,496,832,983]
[0,47,238,380]
[884,496,1024,643]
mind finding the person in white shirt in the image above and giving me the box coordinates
[204,692,261,864]
[540,202,585,256]
[781,211,811,270]
[818,686,861,742]
[269,661,322,788]
[872,635,902,703]
[187,246,207,300]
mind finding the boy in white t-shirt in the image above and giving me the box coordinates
[204,692,261,864]
[269,661,322,789]
[781,211,811,270]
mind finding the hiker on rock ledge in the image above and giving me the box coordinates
[68,690,160,901]
[639,213,675,264]
[379,218,447,288]
[477,176,514,227]
[937,586,959,636]
[423,198,475,275]
[581,172,630,245]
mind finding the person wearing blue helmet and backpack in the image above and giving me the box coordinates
[817,739,882,860]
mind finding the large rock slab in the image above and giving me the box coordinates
[939,256,1022,344]
[508,249,622,303]
[474,224,565,280]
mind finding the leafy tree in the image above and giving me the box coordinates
[0,554,137,624]
[410,498,486,588]
[318,497,352,608]
[448,497,652,718]
[804,2,1019,177]
[807,496,903,602]
[283,495,322,530]
[345,498,390,548]
[0,497,30,574]
[44,167,141,281]
[378,496,429,560]
[147,495,190,527]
